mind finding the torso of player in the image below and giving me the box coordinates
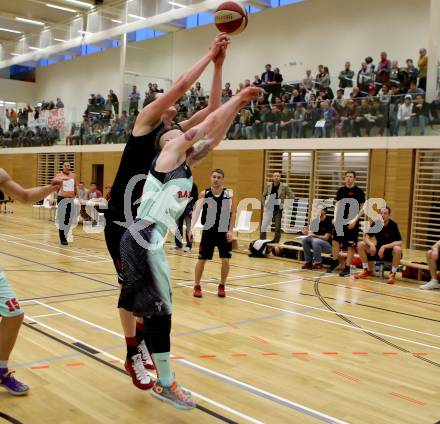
[57,172,76,198]
[136,157,193,236]
[201,187,232,233]
[108,123,164,217]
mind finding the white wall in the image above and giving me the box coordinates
[35,47,120,122]
[0,78,37,104]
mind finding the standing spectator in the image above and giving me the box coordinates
[418,48,428,91]
[338,62,354,88]
[174,183,198,252]
[329,170,365,276]
[272,67,283,99]
[17,109,27,127]
[56,97,64,109]
[420,240,440,290]
[302,69,314,91]
[55,162,78,245]
[357,62,374,93]
[261,64,275,101]
[96,94,105,107]
[104,95,113,118]
[301,208,333,270]
[260,171,292,242]
[315,65,329,90]
[365,56,375,74]
[413,94,430,135]
[128,85,140,113]
[397,95,415,135]
[376,51,391,84]
[389,61,402,86]
[109,89,119,115]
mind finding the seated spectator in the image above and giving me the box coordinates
[377,83,391,105]
[104,96,113,118]
[221,82,233,102]
[128,85,140,113]
[407,80,425,98]
[251,106,263,139]
[397,95,415,135]
[265,106,282,139]
[56,97,64,108]
[355,99,374,136]
[420,240,440,290]
[332,89,345,112]
[370,99,386,136]
[236,82,245,94]
[232,108,253,139]
[302,69,314,91]
[252,75,262,86]
[403,59,419,87]
[278,105,294,138]
[88,182,102,199]
[96,94,105,107]
[77,181,89,220]
[339,62,354,88]
[301,208,333,270]
[292,103,307,138]
[351,86,366,100]
[413,94,430,135]
[354,206,402,284]
[289,88,303,105]
[341,99,359,137]
[389,61,403,87]
[191,82,205,100]
[48,127,60,145]
[104,185,112,202]
[313,100,336,138]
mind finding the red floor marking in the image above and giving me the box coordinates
[109,359,121,364]
[389,392,426,406]
[66,362,84,367]
[31,365,49,369]
[199,354,216,359]
[231,353,248,357]
[332,370,360,382]
[291,352,309,361]
[291,352,309,355]
[171,355,185,360]
[412,352,427,356]
[262,352,278,356]
[322,352,338,355]
[250,336,269,345]
[205,310,216,317]
[382,352,398,355]
[352,352,368,355]
[226,322,240,329]
[192,300,200,306]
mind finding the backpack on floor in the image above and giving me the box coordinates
[248,239,271,257]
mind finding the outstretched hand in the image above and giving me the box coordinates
[210,33,230,62]
[239,86,266,102]
[50,176,64,190]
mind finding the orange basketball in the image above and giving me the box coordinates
[215,1,248,35]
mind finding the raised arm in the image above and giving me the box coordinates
[0,168,62,204]
[133,34,229,136]
[179,45,225,132]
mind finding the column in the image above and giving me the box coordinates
[426,0,440,101]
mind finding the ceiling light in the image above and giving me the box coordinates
[111,19,122,24]
[128,14,146,20]
[168,1,188,8]
[46,3,77,12]
[54,37,66,42]
[10,53,20,56]
[64,0,94,8]
[16,17,45,26]
[0,27,22,34]
[29,46,41,50]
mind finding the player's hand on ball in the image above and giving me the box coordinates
[210,33,230,60]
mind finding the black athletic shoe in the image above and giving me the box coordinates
[339,267,350,277]
[327,260,339,273]
[60,240,68,246]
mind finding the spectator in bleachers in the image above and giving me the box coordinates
[251,106,262,139]
[289,88,303,105]
[376,51,391,84]
[236,82,245,94]
[389,60,402,87]
[128,85,140,113]
[402,59,419,90]
[109,89,119,115]
[261,64,275,101]
[96,94,105,107]
[370,99,386,136]
[302,69,314,91]
[357,62,374,93]
[5,109,17,125]
[272,67,283,99]
[418,48,428,91]
[56,98,64,108]
[420,240,440,290]
[413,95,430,135]
[191,81,205,100]
[314,100,336,138]
[265,106,281,139]
[301,207,333,270]
[88,182,102,199]
[355,99,374,136]
[354,206,402,285]
[338,62,354,88]
[252,74,262,86]
[292,103,307,138]
[341,99,358,137]
[407,80,425,98]
[221,82,232,102]
[104,95,113,118]
[365,56,375,73]
[397,95,415,135]
[231,108,253,139]
[17,109,27,127]
[278,105,294,138]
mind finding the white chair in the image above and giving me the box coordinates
[233,210,253,240]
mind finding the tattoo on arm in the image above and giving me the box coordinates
[190,141,213,161]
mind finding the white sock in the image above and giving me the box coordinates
[0,361,8,369]
[362,263,369,270]
[391,266,397,273]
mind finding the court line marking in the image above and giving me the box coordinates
[222,282,440,339]
[24,313,263,424]
[30,312,63,318]
[30,300,347,424]
[0,233,111,261]
[220,278,303,292]
[0,237,110,264]
[177,283,440,352]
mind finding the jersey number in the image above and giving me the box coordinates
[5,298,20,312]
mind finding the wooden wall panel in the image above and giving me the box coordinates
[78,152,122,189]
[383,149,414,247]
[0,154,38,189]
[368,150,387,199]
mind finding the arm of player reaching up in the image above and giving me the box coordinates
[132,34,229,137]
[179,45,225,132]
[0,168,62,204]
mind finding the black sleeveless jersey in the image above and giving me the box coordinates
[107,123,164,220]
[201,187,232,233]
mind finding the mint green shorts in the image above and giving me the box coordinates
[0,270,23,318]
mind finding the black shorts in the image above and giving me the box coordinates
[367,245,402,262]
[198,231,232,260]
[333,225,359,248]
[104,217,127,285]
[119,220,172,317]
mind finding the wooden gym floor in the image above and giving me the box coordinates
[0,205,439,424]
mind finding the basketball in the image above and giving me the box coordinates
[215,1,248,35]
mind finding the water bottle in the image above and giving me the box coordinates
[375,262,383,277]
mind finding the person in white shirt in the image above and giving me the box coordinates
[396,95,415,135]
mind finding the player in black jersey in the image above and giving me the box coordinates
[191,169,236,298]
[104,32,230,389]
